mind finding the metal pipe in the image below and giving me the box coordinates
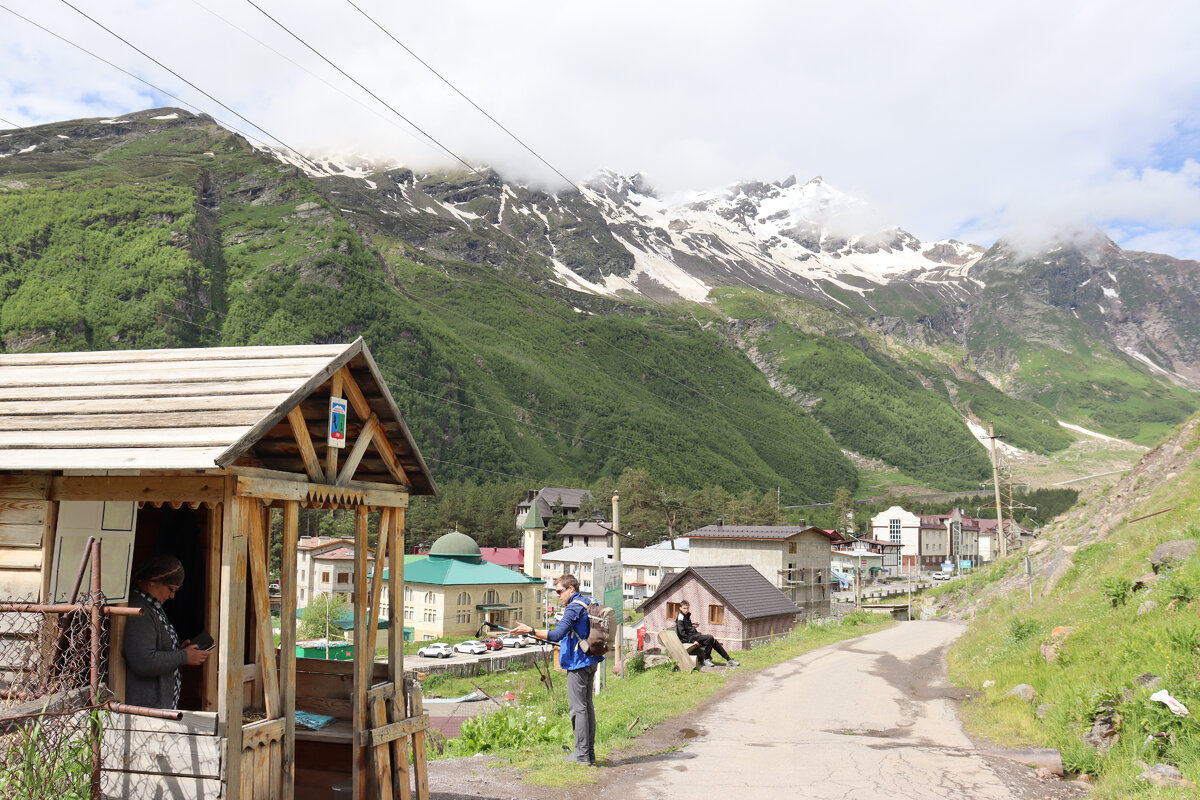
[0,602,143,616]
[102,701,184,721]
[67,536,96,604]
[88,539,102,800]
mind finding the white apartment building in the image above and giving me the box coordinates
[295,536,375,608]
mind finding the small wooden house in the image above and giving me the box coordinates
[0,339,436,800]
[637,565,802,651]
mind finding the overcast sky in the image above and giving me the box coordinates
[4,1,1200,257]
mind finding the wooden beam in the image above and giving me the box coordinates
[335,413,381,487]
[233,472,409,509]
[325,371,343,483]
[37,488,56,604]
[366,509,390,665]
[287,406,325,484]
[370,696,395,800]
[338,369,410,488]
[364,713,430,748]
[48,475,224,505]
[246,503,281,720]
[352,506,371,800]
[218,482,248,800]
[281,501,299,800]
[388,508,403,688]
[203,506,221,712]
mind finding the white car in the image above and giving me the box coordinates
[417,642,453,659]
[453,640,488,655]
[932,572,952,581]
[500,634,530,648]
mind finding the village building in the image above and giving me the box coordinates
[295,536,375,608]
[638,565,802,652]
[0,340,437,800]
[868,505,922,573]
[540,546,689,603]
[554,519,620,548]
[831,537,901,579]
[918,509,982,570]
[514,487,592,530]
[478,546,532,572]
[684,524,837,617]
[387,530,542,641]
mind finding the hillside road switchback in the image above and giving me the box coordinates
[429,621,1088,800]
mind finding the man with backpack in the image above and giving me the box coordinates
[511,574,605,765]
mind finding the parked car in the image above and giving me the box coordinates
[932,572,952,581]
[417,642,453,659]
[481,637,504,651]
[453,640,488,655]
[500,634,529,648]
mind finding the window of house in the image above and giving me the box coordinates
[405,587,413,601]
[484,589,499,604]
[649,568,657,577]
[457,592,471,606]
[788,541,797,554]
[709,605,725,625]
[300,570,305,581]
[510,590,523,604]
[321,572,330,583]
[423,634,434,641]
[889,519,902,543]
[424,591,434,604]
[337,573,349,584]
[582,580,591,589]
[404,607,413,621]
[666,602,680,621]
[298,589,305,601]
[456,610,471,624]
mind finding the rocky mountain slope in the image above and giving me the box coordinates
[1,108,1196,493]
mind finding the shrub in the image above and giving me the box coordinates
[1006,617,1039,645]
[1162,575,1197,605]
[1100,576,1134,607]
[447,706,571,755]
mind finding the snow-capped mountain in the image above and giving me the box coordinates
[579,171,982,304]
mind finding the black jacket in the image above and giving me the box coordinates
[675,612,701,643]
[124,590,187,709]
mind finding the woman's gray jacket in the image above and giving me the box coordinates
[123,591,187,709]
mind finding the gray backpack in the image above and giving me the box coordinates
[571,599,616,656]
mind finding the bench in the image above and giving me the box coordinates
[656,630,700,671]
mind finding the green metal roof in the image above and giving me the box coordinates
[400,555,542,586]
[428,530,482,560]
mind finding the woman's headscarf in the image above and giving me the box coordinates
[134,554,185,587]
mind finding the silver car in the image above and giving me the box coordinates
[417,642,453,658]
[453,640,488,655]
[500,634,530,648]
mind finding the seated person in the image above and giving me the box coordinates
[675,601,738,667]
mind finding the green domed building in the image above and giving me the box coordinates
[382,529,543,641]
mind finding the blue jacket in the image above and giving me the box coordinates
[547,592,605,671]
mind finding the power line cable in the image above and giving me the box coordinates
[343,0,579,191]
[186,0,444,163]
[55,0,315,167]
[241,0,481,177]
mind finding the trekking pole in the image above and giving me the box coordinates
[478,620,558,648]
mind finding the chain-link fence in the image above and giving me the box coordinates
[0,590,108,800]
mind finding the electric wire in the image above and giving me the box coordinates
[342,0,580,191]
[56,0,314,167]
[241,0,481,177]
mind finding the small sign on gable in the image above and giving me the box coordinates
[328,397,348,449]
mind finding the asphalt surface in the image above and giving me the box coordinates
[601,620,1043,800]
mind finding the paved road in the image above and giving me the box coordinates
[607,620,1018,800]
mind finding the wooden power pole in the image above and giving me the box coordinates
[988,423,1007,559]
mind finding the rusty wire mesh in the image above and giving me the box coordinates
[0,591,108,800]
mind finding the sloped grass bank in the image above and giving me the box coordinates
[422,614,893,786]
[948,465,1200,798]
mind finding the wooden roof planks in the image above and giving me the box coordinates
[0,339,436,495]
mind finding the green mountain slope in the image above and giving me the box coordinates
[0,109,853,499]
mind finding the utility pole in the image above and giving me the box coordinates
[988,423,1007,559]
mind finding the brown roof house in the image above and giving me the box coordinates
[638,565,803,652]
[685,524,838,617]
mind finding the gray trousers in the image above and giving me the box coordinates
[566,663,598,761]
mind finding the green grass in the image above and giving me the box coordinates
[947,457,1200,797]
[421,614,894,786]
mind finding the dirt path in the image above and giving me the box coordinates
[427,621,1088,800]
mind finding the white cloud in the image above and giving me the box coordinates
[4,1,1200,257]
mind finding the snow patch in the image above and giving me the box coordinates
[151,113,179,120]
[1057,420,1125,443]
[17,144,36,154]
[98,119,128,124]
[962,418,1024,458]
[1102,285,1118,298]
[363,178,377,189]
[548,259,620,297]
[56,134,70,139]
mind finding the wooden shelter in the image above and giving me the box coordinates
[0,339,437,800]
